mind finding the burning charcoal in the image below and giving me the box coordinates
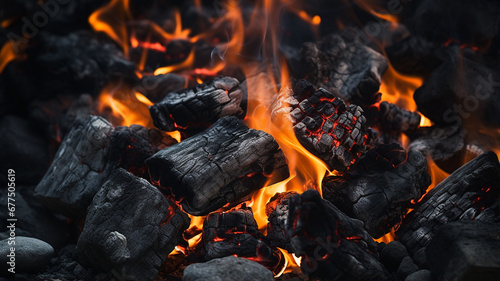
[409,125,466,173]
[397,152,500,255]
[286,190,388,281]
[149,77,244,132]
[297,33,388,106]
[34,116,116,217]
[265,192,298,252]
[183,256,274,281]
[202,206,281,272]
[378,102,421,133]
[77,169,190,281]
[146,116,289,216]
[413,50,500,127]
[385,36,444,76]
[108,125,177,178]
[426,221,500,281]
[403,0,500,46]
[135,73,188,103]
[274,80,374,172]
[0,116,49,185]
[323,144,431,238]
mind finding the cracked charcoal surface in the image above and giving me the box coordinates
[77,168,190,281]
[378,102,421,133]
[146,116,289,216]
[425,221,500,281]
[297,33,388,106]
[286,190,388,281]
[265,192,298,252]
[397,152,500,255]
[202,207,281,272]
[409,125,466,174]
[150,76,244,132]
[34,115,116,217]
[274,80,374,172]
[323,144,431,238]
[108,125,177,179]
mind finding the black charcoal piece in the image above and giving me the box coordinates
[146,116,289,216]
[297,34,388,106]
[274,80,374,172]
[108,125,177,178]
[426,221,500,281]
[202,207,281,272]
[149,76,244,131]
[397,152,500,255]
[409,125,466,173]
[378,101,421,133]
[397,256,419,281]
[135,73,187,103]
[380,241,409,273]
[323,144,430,238]
[286,190,387,281]
[265,192,298,252]
[183,256,274,281]
[77,169,190,281]
[34,116,116,217]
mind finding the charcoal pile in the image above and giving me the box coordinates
[1,0,500,281]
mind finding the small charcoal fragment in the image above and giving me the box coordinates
[149,76,244,131]
[265,192,298,252]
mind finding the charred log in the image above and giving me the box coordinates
[34,116,116,217]
[397,152,500,255]
[296,34,388,106]
[149,76,244,132]
[323,144,431,238]
[265,192,298,252]
[146,116,289,216]
[108,125,177,179]
[202,206,282,273]
[273,80,375,172]
[409,125,466,174]
[378,102,421,133]
[286,190,388,281]
[426,221,500,281]
[77,168,190,281]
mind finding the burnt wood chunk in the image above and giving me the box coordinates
[323,144,431,238]
[298,34,388,106]
[134,73,187,103]
[409,125,466,173]
[108,125,177,178]
[183,256,274,281]
[149,76,244,131]
[77,169,190,281]
[274,80,374,172]
[287,190,388,281]
[146,116,289,216]
[397,152,500,255]
[378,102,421,133]
[265,192,298,252]
[34,116,116,217]
[202,207,281,273]
[426,222,500,281]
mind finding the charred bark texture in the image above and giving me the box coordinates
[378,102,421,133]
[286,190,388,281]
[149,77,244,132]
[108,125,177,178]
[146,116,289,216]
[273,80,375,172]
[202,207,282,273]
[297,34,388,106]
[323,144,431,238]
[77,168,190,281]
[397,152,500,255]
[34,116,116,217]
[265,192,298,252]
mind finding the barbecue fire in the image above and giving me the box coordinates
[1,0,500,280]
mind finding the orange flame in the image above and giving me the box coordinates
[379,64,423,112]
[0,42,16,73]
